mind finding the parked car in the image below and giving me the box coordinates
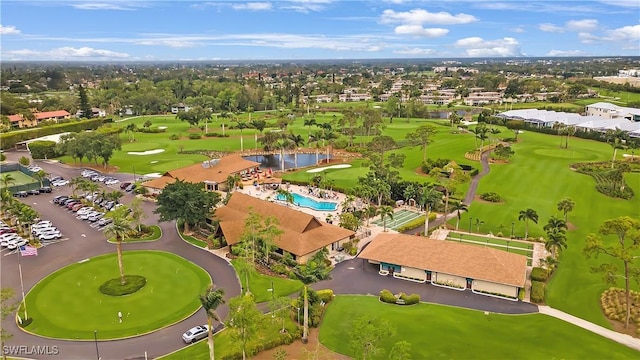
[105,178,120,185]
[0,228,16,235]
[125,184,137,192]
[33,220,53,227]
[97,218,113,227]
[120,182,131,190]
[50,176,64,182]
[52,179,69,186]
[39,186,52,193]
[1,235,21,247]
[77,207,95,215]
[13,191,28,198]
[53,196,69,204]
[71,203,85,212]
[7,238,28,250]
[27,189,40,195]
[38,230,62,240]
[0,233,21,243]
[87,212,105,222]
[182,325,210,344]
[33,227,57,236]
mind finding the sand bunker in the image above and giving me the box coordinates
[143,173,162,178]
[127,149,165,156]
[306,164,352,173]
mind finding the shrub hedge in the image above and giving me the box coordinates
[396,213,436,232]
[28,140,59,159]
[480,192,502,202]
[316,289,334,303]
[0,118,107,149]
[99,275,146,296]
[531,281,545,303]
[379,289,396,304]
[530,267,549,282]
[399,292,421,305]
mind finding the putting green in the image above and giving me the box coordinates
[23,251,211,340]
[533,148,593,160]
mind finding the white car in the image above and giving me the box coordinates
[33,227,58,236]
[7,238,28,250]
[182,325,210,344]
[77,207,95,215]
[105,178,120,185]
[52,179,69,186]
[32,223,55,232]
[1,234,21,247]
[34,220,53,227]
[39,230,62,240]
[87,212,105,222]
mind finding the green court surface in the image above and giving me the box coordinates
[0,170,38,189]
[371,209,423,231]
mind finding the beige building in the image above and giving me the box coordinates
[359,233,528,300]
[214,192,355,264]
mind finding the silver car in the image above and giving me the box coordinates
[182,325,209,344]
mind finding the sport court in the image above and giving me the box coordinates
[0,171,39,190]
[371,208,423,231]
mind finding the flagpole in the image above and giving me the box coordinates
[18,255,28,320]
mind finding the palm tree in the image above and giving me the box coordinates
[606,128,627,169]
[451,202,468,230]
[303,117,317,141]
[475,218,484,233]
[125,123,137,142]
[419,185,442,235]
[103,206,133,285]
[556,197,575,223]
[34,169,49,188]
[276,188,294,206]
[106,190,124,204]
[518,208,539,239]
[249,119,266,151]
[69,177,87,196]
[287,132,305,168]
[275,136,292,171]
[544,228,567,259]
[225,174,241,192]
[199,286,225,360]
[540,255,558,276]
[309,130,323,165]
[378,205,394,232]
[16,205,39,239]
[1,173,15,189]
[543,215,568,233]
[236,121,248,151]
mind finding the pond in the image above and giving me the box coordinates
[243,153,331,170]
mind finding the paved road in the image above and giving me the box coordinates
[1,154,241,360]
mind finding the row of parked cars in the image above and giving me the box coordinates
[31,220,62,241]
[82,169,120,186]
[13,186,52,197]
[53,195,114,227]
[0,220,28,250]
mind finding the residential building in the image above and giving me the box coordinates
[585,102,640,121]
[214,192,355,264]
[34,110,71,123]
[7,114,36,129]
[171,103,191,114]
[359,233,527,299]
[76,108,106,118]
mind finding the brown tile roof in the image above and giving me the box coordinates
[359,233,527,287]
[166,154,260,184]
[215,192,354,257]
[142,176,176,190]
[141,154,260,190]
[35,110,70,120]
[8,115,22,122]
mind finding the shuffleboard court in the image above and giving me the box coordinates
[371,208,423,231]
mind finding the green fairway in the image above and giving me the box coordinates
[320,296,640,360]
[231,259,303,303]
[23,251,211,339]
[0,171,38,188]
[451,131,640,326]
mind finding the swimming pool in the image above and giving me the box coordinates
[276,193,337,211]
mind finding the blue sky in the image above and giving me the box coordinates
[0,1,638,61]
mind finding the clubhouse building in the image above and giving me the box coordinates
[141,154,261,195]
[359,233,528,300]
[214,192,355,264]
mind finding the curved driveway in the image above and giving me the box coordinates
[2,152,533,360]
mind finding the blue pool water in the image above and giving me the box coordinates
[276,193,337,211]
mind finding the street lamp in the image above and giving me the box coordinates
[271,280,274,300]
[94,330,100,360]
[469,217,472,234]
[511,222,515,239]
[294,306,301,325]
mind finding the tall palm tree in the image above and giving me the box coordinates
[16,205,39,239]
[451,202,468,230]
[543,215,568,233]
[303,118,317,142]
[606,128,627,169]
[556,197,575,223]
[544,228,567,259]
[103,207,133,285]
[107,190,124,204]
[287,132,305,168]
[518,208,539,239]
[378,205,394,232]
[199,286,225,360]
[275,136,292,171]
[309,130,323,165]
[276,188,294,206]
[236,121,248,152]
[34,169,49,188]
[420,185,442,235]
[475,218,485,233]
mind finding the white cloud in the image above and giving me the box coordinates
[71,2,137,11]
[134,39,199,48]
[604,24,640,49]
[280,0,333,13]
[394,25,448,38]
[510,26,525,33]
[566,19,599,32]
[578,32,600,44]
[454,37,523,57]
[539,23,564,33]
[232,2,273,11]
[547,49,586,56]
[598,0,640,7]
[380,9,477,25]
[394,47,436,55]
[2,47,130,60]
[0,25,21,35]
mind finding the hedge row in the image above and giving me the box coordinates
[379,289,420,305]
[220,328,301,360]
[531,281,545,303]
[396,213,437,233]
[1,118,108,149]
[316,289,334,304]
[380,289,396,303]
[530,267,548,282]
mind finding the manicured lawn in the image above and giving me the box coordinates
[176,224,207,248]
[160,314,299,360]
[231,259,303,303]
[447,231,534,249]
[320,296,640,360]
[23,251,211,339]
[451,131,640,326]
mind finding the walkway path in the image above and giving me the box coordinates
[538,306,640,351]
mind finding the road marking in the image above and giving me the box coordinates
[81,234,86,237]
[348,267,355,270]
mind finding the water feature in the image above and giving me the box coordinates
[243,153,330,171]
[276,193,337,211]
